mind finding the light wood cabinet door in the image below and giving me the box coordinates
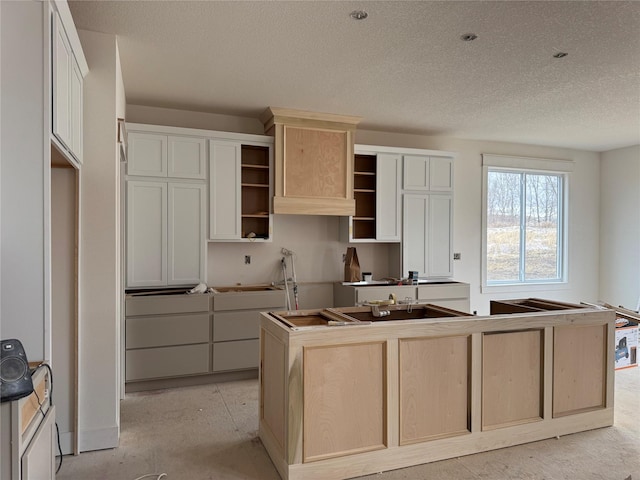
[376,153,402,241]
[128,132,168,177]
[209,140,242,240]
[126,181,167,287]
[168,136,207,179]
[167,182,206,285]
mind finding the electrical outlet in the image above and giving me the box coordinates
[244,255,251,265]
[453,253,461,260]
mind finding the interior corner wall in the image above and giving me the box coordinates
[77,28,120,452]
[599,145,640,309]
[0,0,46,360]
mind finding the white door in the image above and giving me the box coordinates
[402,194,428,277]
[126,181,167,287]
[428,194,453,277]
[52,12,71,149]
[168,183,206,285]
[70,59,83,163]
[209,140,241,240]
[168,136,207,179]
[128,133,168,177]
[403,155,429,190]
[376,153,401,241]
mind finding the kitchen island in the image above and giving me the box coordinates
[259,299,615,480]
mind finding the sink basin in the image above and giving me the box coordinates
[344,304,470,322]
[212,285,278,293]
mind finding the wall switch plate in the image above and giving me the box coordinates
[245,255,251,265]
[453,253,461,260]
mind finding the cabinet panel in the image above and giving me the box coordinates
[128,133,168,177]
[168,136,207,179]
[428,194,453,277]
[400,336,469,444]
[403,155,429,190]
[209,140,242,239]
[167,183,206,285]
[213,310,260,341]
[376,153,402,241]
[69,60,83,162]
[21,405,55,480]
[126,181,167,287]
[52,13,71,149]
[429,157,453,191]
[126,313,210,349]
[126,344,209,381]
[213,339,259,372]
[402,194,428,276]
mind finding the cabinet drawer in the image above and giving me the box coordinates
[212,339,259,372]
[213,311,260,342]
[212,291,285,311]
[125,293,209,316]
[417,283,469,301]
[126,344,209,381]
[126,313,209,349]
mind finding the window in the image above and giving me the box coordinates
[482,154,572,289]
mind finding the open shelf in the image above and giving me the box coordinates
[352,154,377,240]
[241,145,271,240]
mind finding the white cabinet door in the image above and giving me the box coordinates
[21,406,56,480]
[376,153,401,241]
[428,194,453,277]
[168,136,207,179]
[70,60,83,163]
[403,155,429,190]
[127,181,167,287]
[128,133,168,177]
[429,157,453,192]
[402,194,429,276]
[52,12,71,149]
[168,183,206,285]
[209,140,241,240]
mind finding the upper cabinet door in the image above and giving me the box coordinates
[128,132,168,177]
[209,140,242,240]
[429,157,453,192]
[70,60,83,163]
[403,155,430,191]
[168,136,207,179]
[376,153,402,242]
[52,13,71,150]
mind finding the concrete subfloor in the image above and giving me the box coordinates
[57,368,639,480]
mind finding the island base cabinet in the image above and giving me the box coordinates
[259,302,615,480]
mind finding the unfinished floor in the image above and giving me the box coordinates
[57,368,639,480]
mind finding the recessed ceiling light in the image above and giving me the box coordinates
[350,10,368,20]
[460,33,478,42]
[553,52,569,59]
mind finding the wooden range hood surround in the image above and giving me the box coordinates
[260,107,362,216]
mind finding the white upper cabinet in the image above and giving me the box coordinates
[376,153,402,241]
[209,140,242,240]
[128,131,207,179]
[168,136,207,179]
[128,132,168,177]
[403,155,453,192]
[428,194,453,277]
[52,10,84,163]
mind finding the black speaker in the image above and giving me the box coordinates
[0,339,34,403]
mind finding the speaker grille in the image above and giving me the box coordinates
[0,356,28,383]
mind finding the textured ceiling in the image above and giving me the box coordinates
[68,0,640,152]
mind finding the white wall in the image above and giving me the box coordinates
[78,29,120,451]
[600,145,640,309]
[0,1,47,360]
[126,105,603,314]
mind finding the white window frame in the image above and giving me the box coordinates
[481,154,573,293]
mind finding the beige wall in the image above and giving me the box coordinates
[600,145,640,309]
[78,29,120,451]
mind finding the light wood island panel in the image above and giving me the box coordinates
[259,300,615,480]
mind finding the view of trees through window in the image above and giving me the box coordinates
[486,170,563,283]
